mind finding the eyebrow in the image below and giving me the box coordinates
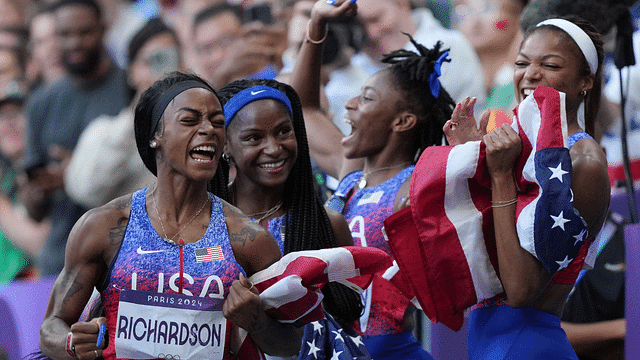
[518,53,564,61]
[176,107,223,117]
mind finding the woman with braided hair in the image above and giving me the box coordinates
[288,1,455,358]
[215,77,366,359]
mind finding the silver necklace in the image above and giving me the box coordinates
[248,201,283,225]
[357,162,411,189]
[153,193,209,245]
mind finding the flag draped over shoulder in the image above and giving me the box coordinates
[249,246,392,325]
[383,87,596,331]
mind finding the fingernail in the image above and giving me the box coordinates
[350,0,357,3]
[327,0,336,4]
[96,323,106,348]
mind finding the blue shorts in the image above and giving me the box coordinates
[468,305,578,360]
[362,331,434,360]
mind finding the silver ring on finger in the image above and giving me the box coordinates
[94,350,99,359]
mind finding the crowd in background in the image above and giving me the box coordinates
[0,0,635,359]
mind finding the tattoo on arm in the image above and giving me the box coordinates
[229,226,256,247]
[108,217,129,246]
[62,280,83,304]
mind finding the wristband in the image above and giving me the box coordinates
[66,332,77,358]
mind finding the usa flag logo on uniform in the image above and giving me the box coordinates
[195,246,224,263]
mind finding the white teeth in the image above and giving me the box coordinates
[523,89,534,96]
[343,118,353,125]
[259,160,285,169]
[192,145,215,153]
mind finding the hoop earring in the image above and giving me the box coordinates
[150,140,158,148]
[580,90,587,97]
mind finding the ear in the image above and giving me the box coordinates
[580,74,595,94]
[149,137,160,148]
[392,111,418,133]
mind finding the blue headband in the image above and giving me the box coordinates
[150,80,212,137]
[223,86,293,128]
[429,51,450,99]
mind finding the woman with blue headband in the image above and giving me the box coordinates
[288,1,456,359]
[440,15,610,359]
[38,71,302,360]
[215,78,367,359]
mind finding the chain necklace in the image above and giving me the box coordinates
[248,201,283,225]
[153,193,209,245]
[357,161,411,189]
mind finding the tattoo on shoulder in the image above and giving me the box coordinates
[113,196,132,210]
[229,225,257,247]
[108,217,129,246]
[62,280,83,305]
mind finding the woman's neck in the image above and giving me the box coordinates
[232,180,285,218]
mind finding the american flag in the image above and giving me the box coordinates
[230,246,390,359]
[195,246,224,262]
[297,312,370,360]
[383,87,598,331]
[249,246,393,325]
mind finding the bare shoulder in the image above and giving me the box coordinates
[324,206,354,247]
[220,199,281,276]
[66,194,133,266]
[569,137,611,235]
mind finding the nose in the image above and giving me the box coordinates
[523,64,541,81]
[199,119,215,135]
[345,95,358,110]
[262,136,281,156]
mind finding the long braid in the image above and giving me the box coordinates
[216,79,363,325]
[381,35,456,157]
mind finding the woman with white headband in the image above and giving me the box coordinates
[444,15,610,359]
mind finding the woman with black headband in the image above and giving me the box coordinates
[38,71,302,360]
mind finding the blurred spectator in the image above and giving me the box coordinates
[21,0,129,276]
[26,5,65,89]
[64,17,180,208]
[0,79,50,283]
[561,211,626,360]
[103,0,155,69]
[0,45,25,88]
[340,0,486,105]
[192,2,287,89]
[453,0,527,129]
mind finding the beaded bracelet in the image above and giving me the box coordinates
[491,198,518,208]
[305,20,328,45]
[66,332,77,358]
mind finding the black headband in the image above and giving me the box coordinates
[149,81,212,137]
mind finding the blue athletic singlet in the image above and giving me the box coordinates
[100,189,249,360]
[330,166,433,360]
[467,131,595,360]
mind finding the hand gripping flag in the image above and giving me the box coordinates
[383,87,597,331]
[248,246,393,325]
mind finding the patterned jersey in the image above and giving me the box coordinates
[332,166,414,336]
[100,189,250,359]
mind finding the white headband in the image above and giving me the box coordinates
[536,19,598,74]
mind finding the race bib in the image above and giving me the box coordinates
[115,289,226,359]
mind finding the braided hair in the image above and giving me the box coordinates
[215,79,363,325]
[380,35,456,156]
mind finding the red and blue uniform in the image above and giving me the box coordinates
[330,166,433,360]
[100,189,256,359]
[468,132,596,360]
